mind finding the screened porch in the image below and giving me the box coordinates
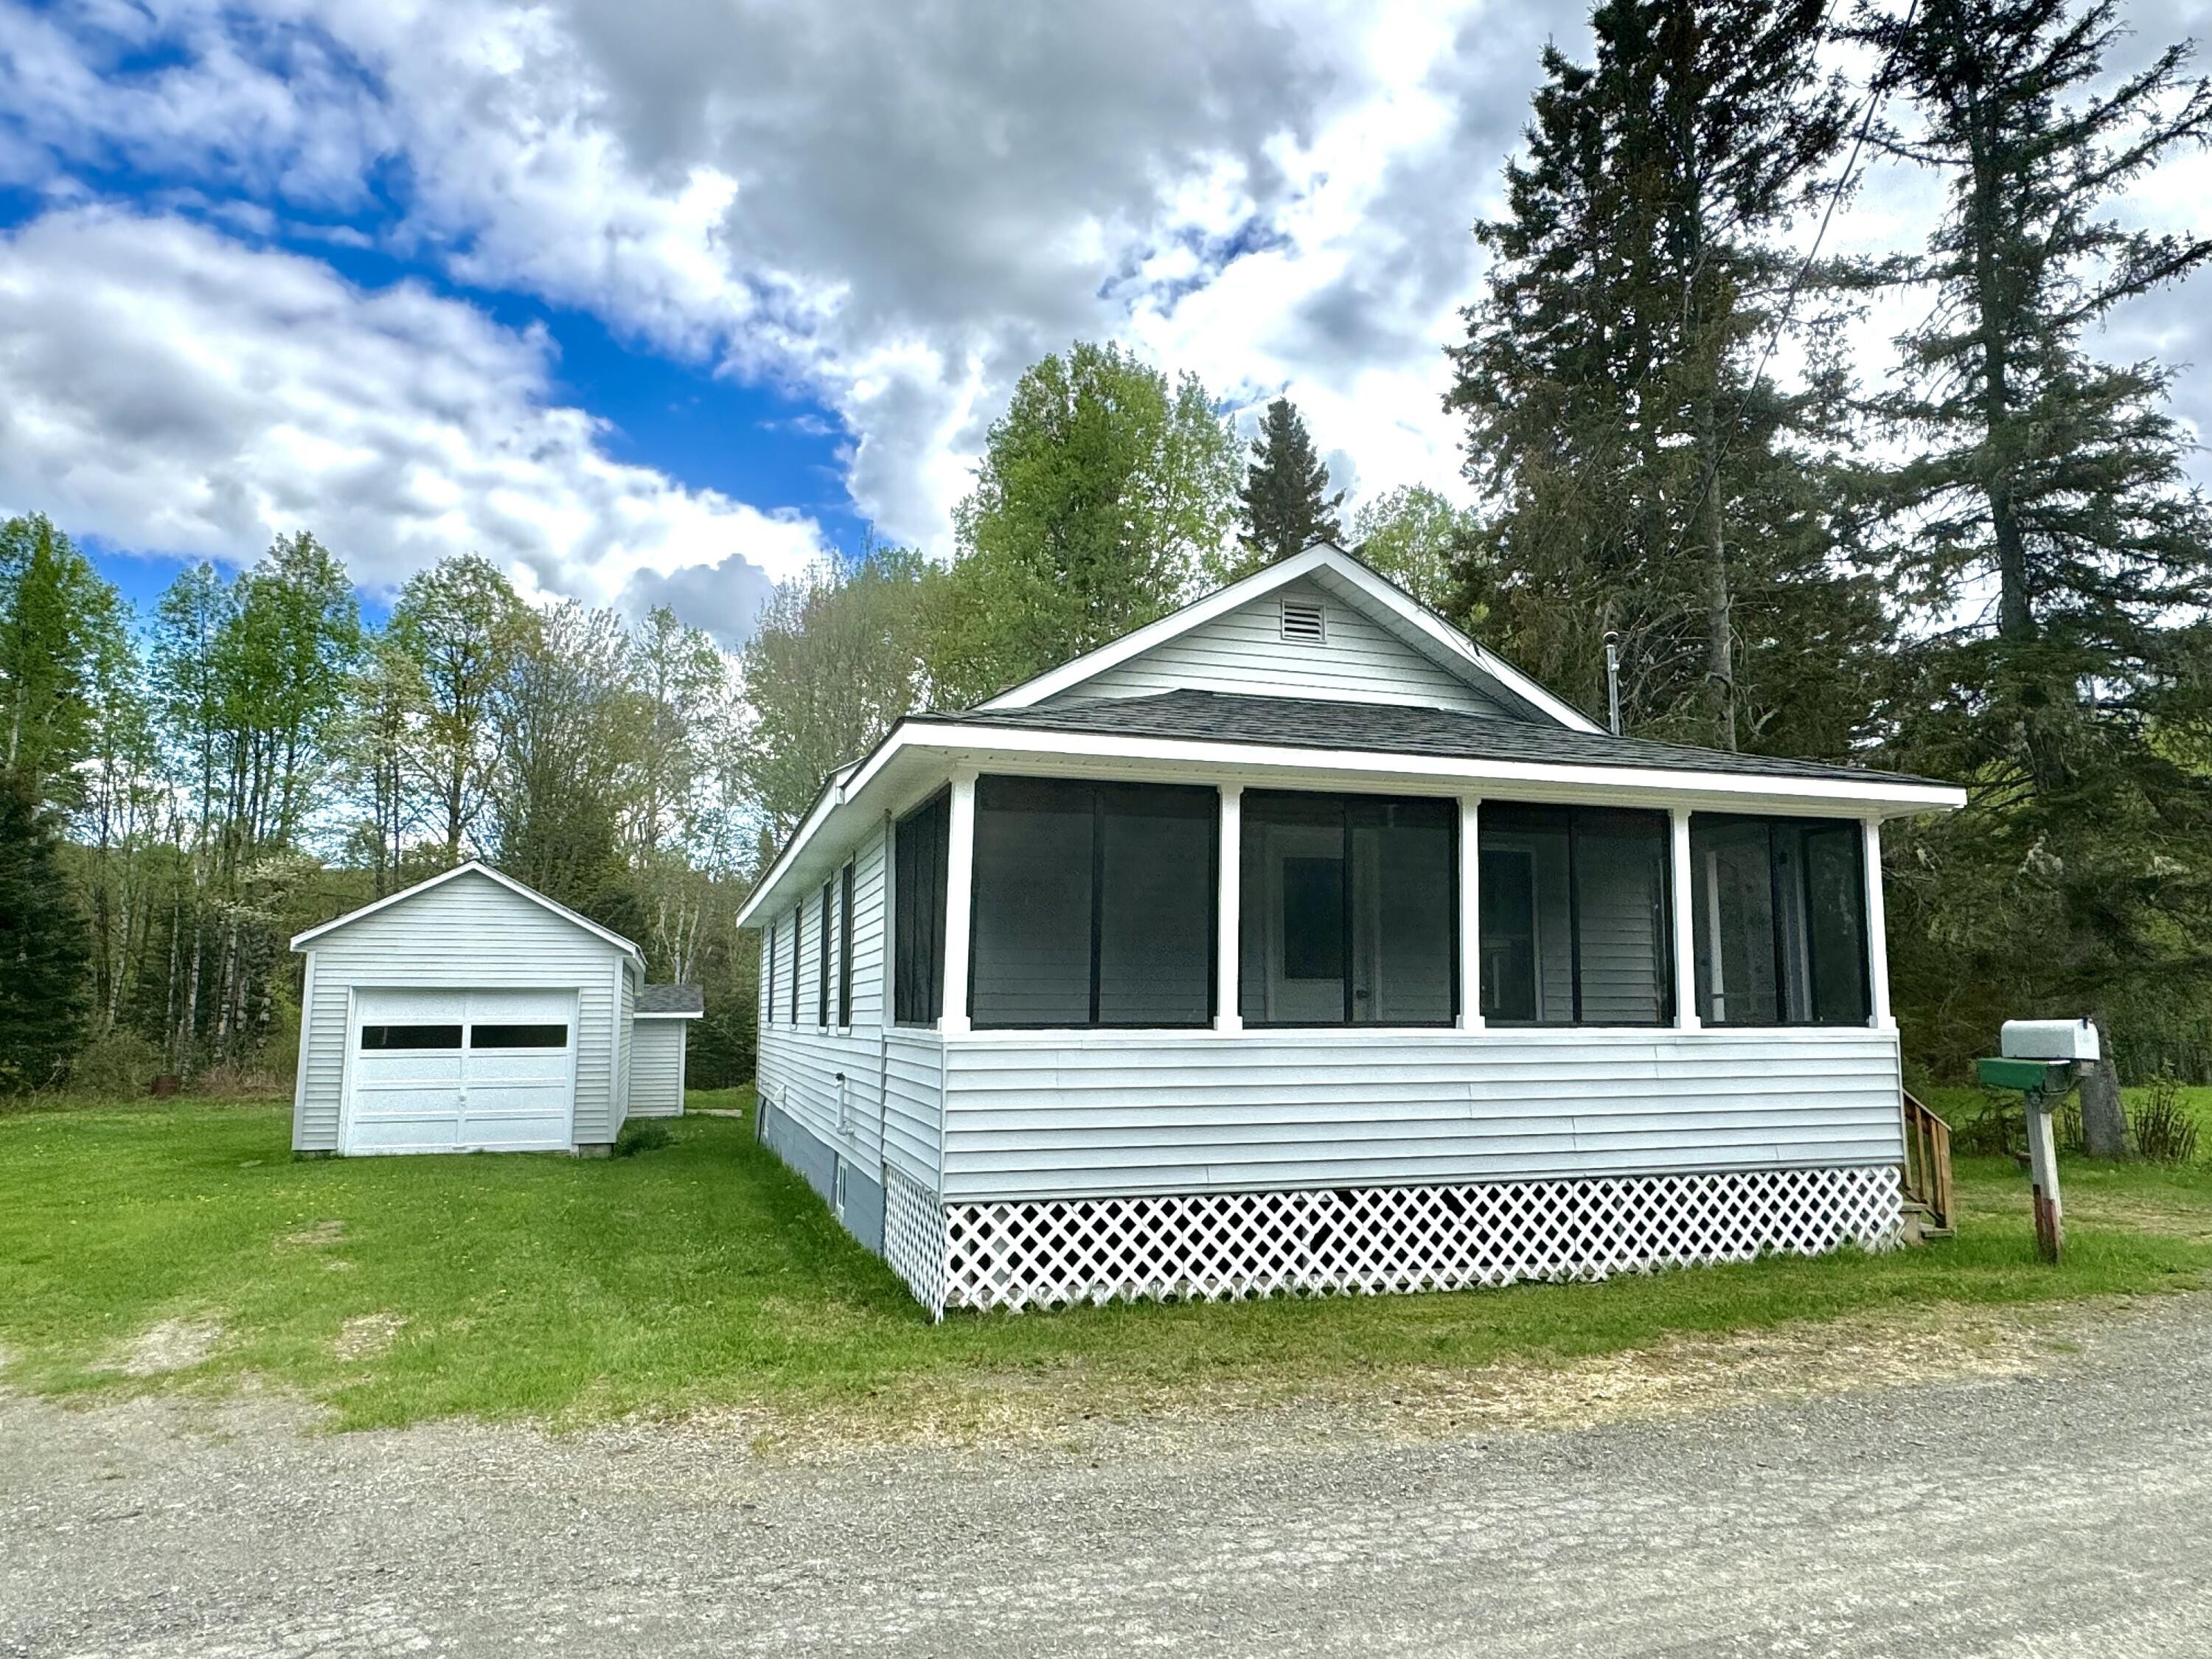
[886,773,1889,1040]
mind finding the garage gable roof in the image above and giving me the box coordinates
[290,861,643,959]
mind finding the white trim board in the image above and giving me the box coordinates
[734,720,1964,928]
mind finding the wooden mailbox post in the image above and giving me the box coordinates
[1975,1055,2073,1263]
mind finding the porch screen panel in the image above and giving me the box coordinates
[1364,799,1455,1023]
[1571,809,1672,1025]
[970,776,1093,1026]
[1239,791,1455,1026]
[1096,783,1214,1025]
[893,789,949,1026]
[970,777,1214,1028]
[1480,803,1670,1025]
[1802,824,1870,1024]
[1689,815,1870,1026]
[1689,817,1780,1024]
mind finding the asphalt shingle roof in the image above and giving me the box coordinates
[936,689,1937,787]
[637,984,704,1015]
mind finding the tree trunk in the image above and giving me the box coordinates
[2078,1017,2131,1159]
[1701,441,1736,752]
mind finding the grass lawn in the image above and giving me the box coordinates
[1,1087,2208,1433]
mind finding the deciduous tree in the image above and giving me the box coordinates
[388,553,530,866]
[929,342,1237,706]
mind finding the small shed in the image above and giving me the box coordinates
[289,862,692,1155]
[628,984,703,1116]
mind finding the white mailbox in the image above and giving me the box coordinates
[2000,1018,2101,1062]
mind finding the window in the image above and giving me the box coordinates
[838,862,855,1028]
[1238,791,1455,1026]
[361,1024,461,1051]
[970,776,1215,1027]
[470,1023,568,1049]
[765,921,776,1022]
[788,898,801,1024]
[1478,804,1672,1026]
[817,881,832,1028]
[1691,815,1868,1026]
[894,788,950,1025]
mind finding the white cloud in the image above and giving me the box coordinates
[5,0,2211,593]
[0,209,824,608]
[0,0,1548,559]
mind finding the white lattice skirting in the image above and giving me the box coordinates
[880,1165,1902,1318]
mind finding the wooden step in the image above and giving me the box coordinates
[1899,1198,1955,1244]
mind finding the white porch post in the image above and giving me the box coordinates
[1862,815,1893,1029]
[1458,795,1484,1030]
[1669,807,1701,1031]
[1216,785,1242,1032]
[940,769,977,1035]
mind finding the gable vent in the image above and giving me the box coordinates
[1279,597,1327,644]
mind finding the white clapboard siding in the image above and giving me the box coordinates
[294,869,626,1150]
[1575,854,1666,1024]
[933,1029,1903,1203]
[628,1020,687,1116]
[613,956,635,1129]
[1065,580,1518,714]
[884,1030,946,1189]
[756,827,901,1172]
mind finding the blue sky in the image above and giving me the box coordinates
[4,0,2209,647]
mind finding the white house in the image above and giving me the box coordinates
[289,862,698,1156]
[735,544,1966,1318]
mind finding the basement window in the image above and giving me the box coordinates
[1279,597,1326,644]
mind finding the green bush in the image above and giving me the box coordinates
[614,1119,675,1158]
[2130,1074,2201,1165]
[56,1029,161,1099]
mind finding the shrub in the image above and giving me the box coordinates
[1953,1090,2021,1158]
[2130,1074,2200,1166]
[615,1120,675,1158]
[60,1029,162,1099]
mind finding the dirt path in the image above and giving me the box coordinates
[5,1293,2212,1657]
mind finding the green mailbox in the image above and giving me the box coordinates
[1975,1057,2072,1093]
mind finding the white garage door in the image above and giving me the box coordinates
[344,989,578,1155]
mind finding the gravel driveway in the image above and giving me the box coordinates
[7,1293,2212,1658]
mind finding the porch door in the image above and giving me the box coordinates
[1263,821,1348,1023]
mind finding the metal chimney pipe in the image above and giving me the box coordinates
[1603,631,1622,737]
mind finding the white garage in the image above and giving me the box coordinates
[289,861,695,1157]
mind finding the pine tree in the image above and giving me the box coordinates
[1223,397,1343,580]
[1855,0,2212,1146]
[1446,0,1864,751]
[0,774,91,1093]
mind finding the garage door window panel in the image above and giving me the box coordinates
[361,1024,462,1050]
[469,1023,568,1048]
